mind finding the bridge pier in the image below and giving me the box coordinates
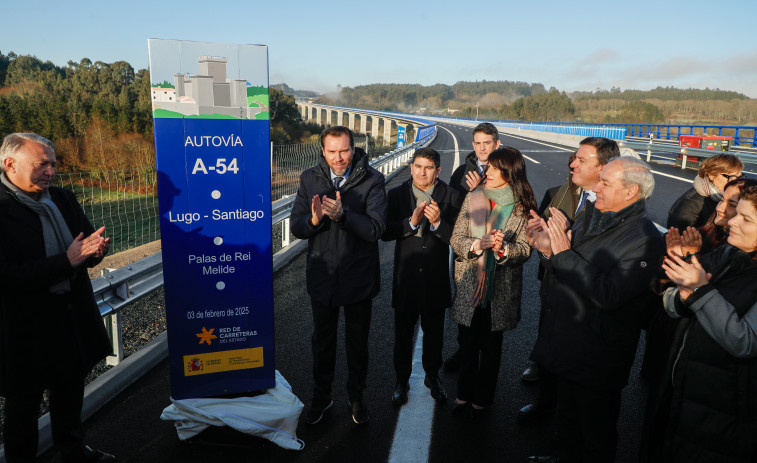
[360,115,367,134]
[372,116,380,143]
[383,118,393,146]
[348,112,356,132]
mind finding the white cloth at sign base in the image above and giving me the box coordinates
[160,370,305,450]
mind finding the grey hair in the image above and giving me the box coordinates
[0,133,56,173]
[610,157,655,200]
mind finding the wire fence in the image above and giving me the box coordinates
[54,168,159,254]
[271,134,368,200]
[53,136,370,254]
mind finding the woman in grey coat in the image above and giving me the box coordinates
[450,147,536,415]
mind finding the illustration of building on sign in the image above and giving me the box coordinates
[150,56,268,119]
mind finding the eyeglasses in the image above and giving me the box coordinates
[721,173,743,181]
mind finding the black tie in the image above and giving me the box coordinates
[334,176,344,190]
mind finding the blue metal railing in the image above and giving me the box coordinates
[621,124,757,148]
[491,121,626,140]
[442,115,757,148]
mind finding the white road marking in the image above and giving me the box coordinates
[388,329,435,463]
[439,126,461,172]
[650,170,693,183]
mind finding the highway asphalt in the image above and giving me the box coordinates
[36,122,703,462]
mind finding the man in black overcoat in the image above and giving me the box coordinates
[382,148,461,406]
[0,133,114,462]
[290,126,387,426]
[527,157,665,462]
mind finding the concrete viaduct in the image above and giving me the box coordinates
[297,103,425,146]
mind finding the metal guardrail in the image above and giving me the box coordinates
[619,139,757,169]
[93,125,437,364]
[93,253,164,365]
[625,136,757,156]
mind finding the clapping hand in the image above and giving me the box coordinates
[526,210,552,256]
[546,216,572,255]
[67,226,109,267]
[424,201,441,228]
[321,191,344,222]
[490,229,505,254]
[311,195,324,226]
[478,229,503,251]
[411,200,427,227]
[662,254,711,300]
[465,170,483,191]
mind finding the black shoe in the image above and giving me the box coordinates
[63,445,116,463]
[304,397,333,425]
[521,362,540,382]
[349,397,370,424]
[424,376,447,402]
[444,349,461,371]
[470,405,487,420]
[527,456,561,462]
[517,401,555,423]
[392,382,409,406]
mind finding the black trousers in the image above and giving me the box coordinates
[393,304,444,385]
[3,377,85,463]
[457,305,504,407]
[555,376,622,463]
[310,298,372,402]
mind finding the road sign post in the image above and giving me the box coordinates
[148,39,275,399]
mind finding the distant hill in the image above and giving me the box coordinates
[570,86,748,101]
[271,83,319,98]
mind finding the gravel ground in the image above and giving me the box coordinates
[0,245,168,445]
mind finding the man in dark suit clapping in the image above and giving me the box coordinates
[382,148,461,406]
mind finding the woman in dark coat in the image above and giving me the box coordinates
[667,153,743,230]
[656,184,757,462]
[450,147,536,415]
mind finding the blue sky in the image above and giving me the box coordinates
[2,0,756,97]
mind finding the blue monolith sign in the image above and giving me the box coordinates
[148,39,275,400]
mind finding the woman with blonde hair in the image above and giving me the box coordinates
[667,153,743,230]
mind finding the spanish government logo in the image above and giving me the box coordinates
[188,358,204,373]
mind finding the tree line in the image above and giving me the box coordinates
[571,86,748,101]
[321,80,550,113]
[0,52,320,172]
[317,79,755,125]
